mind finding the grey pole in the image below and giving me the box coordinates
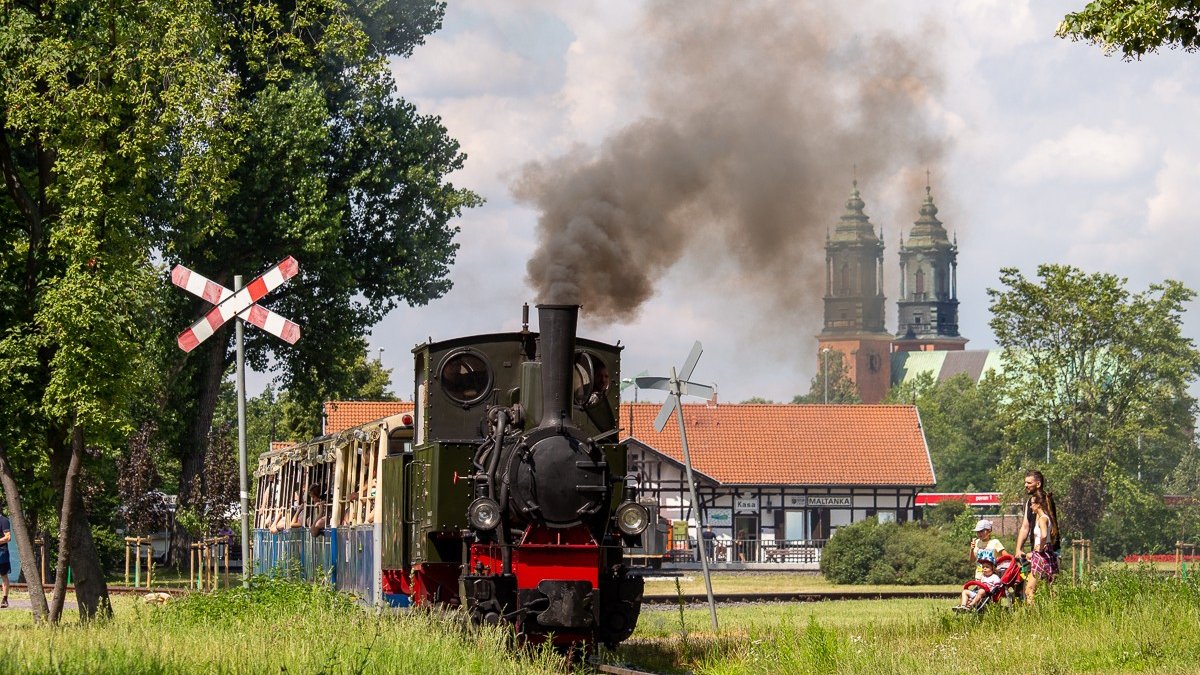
[235,275,251,587]
[822,348,831,404]
[671,366,719,631]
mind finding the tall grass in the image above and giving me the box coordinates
[614,570,1200,674]
[0,577,566,674]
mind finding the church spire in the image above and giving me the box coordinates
[894,176,966,350]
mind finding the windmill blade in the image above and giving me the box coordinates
[679,381,715,399]
[634,376,671,391]
[679,341,703,381]
[653,396,679,433]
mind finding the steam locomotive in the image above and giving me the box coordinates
[253,304,647,648]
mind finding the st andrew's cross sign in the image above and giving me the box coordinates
[172,256,300,352]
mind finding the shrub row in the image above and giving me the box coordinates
[820,517,972,584]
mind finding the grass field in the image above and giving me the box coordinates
[642,571,958,596]
[2,570,1198,673]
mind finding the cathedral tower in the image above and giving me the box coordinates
[893,182,968,352]
[817,181,892,403]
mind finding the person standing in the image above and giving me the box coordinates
[1024,491,1058,604]
[970,519,1006,580]
[0,509,11,608]
[1014,471,1059,560]
[701,525,716,562]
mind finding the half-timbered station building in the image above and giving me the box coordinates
[621,401,935,565]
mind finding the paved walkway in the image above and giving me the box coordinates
[1,593,77,611]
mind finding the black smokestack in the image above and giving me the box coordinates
[537,304,578,427]
[515,1,947,325]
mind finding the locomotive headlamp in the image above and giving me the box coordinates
[468,497,501,531]
[615,502,650,536]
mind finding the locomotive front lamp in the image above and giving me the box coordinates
[615,501,650,536]
[468,497,502,531]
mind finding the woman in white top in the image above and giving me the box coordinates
[1024,491,1058,604]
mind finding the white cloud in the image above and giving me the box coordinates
[1006,126,1148,185]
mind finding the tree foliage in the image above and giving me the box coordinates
[117,425,169,537]
[885,372,1007,492]
[793,349,861,404]
[156,0,479,528]
[988,264,1200,537]
[1058,0,1200,59]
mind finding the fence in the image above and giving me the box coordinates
[669,537,828,564]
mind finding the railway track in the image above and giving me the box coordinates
[593,662,663,675]
[12,583,192,596]
[643,589,958,604]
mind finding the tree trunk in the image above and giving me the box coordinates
[171,333,227,566]
[48,423,84,624]
[0,441,50,623]
[65,488,111,621]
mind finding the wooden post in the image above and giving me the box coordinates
[146,538,153,588]
[124,538,131,585]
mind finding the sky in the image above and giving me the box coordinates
[309,0,1200,406]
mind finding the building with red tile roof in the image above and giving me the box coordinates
[323,401,414,435]
[620,401,934,558]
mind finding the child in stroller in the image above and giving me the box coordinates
[954,550,1023,613]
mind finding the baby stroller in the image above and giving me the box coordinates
[958,553,1024,613]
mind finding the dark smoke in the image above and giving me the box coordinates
[514,1,946,323]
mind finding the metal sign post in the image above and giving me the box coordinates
[171,257,301,587]
[636,342,719,632]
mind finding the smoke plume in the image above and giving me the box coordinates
[514,1,947,323]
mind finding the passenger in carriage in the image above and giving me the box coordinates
[270,489,304,531]
[308,484,329,536]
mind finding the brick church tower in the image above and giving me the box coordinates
[893,182,968,352]
[817,181,893,403]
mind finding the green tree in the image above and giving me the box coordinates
[885,372,1007,492]
[1058,1,1200,59]
[793,349,861,404]
[1,0,224,621]
[740,396,776,404]
[158,1,479,550]
[987,264,1200,538]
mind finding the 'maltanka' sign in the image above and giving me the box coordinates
[784,495,852,508]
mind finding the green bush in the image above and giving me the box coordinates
[823,518,971,584]
[881,524,971,584]
[820,517,890,583]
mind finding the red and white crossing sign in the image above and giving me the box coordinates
[172,256,301,352]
